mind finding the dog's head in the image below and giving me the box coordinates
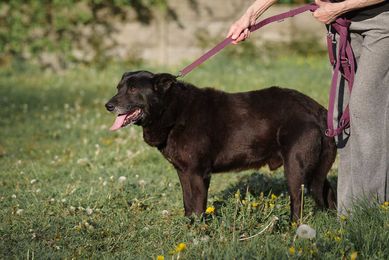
[105,71,177,131]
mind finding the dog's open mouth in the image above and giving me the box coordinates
[109,108,143,131]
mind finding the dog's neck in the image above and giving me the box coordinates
[142,82,197,148]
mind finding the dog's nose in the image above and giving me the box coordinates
[105,102,115,112]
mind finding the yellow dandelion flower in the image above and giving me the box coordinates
[271,194,277,200]
[288,246,295,255]
[269,203,275,209]
[157,256,164,260]
[291,222,297,228]
[350,251,358,260]
[205,206,215,214]
[242,200,247,205]
[251,202,259,208]
[235,190,240,200]
[175,242,186,253]
[334,236,341,242]
[340,215,347,222]
[381,201,389,210]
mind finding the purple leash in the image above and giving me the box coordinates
[178,3,355,137]
[178,3,319,77]
[325,18,355,137]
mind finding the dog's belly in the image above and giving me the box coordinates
[212,152,283,173]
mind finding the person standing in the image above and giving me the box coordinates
[227,0,389,215]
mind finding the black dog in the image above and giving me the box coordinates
[105,71,336,221]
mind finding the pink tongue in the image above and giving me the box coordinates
[109,114,127,131]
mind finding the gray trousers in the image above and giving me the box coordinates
[337,11,389,215]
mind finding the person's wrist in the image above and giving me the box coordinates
[331,2,349,16]
[244,7,256,25]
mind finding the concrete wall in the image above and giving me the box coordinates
[112,1,327,66]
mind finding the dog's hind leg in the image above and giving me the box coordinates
[284,163,305,222]
[309,136,337,209]
[280,124,322,222]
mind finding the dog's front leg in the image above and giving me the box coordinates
[177,171,211,217]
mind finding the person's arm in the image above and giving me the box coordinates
[313,0,386,24]
[227,0,277,44]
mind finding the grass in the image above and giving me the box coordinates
[0,52,388,259]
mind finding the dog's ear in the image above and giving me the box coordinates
[153,73,177,92]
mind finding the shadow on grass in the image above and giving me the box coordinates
[218,171,338,201]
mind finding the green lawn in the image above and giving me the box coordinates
[0,54,388,259]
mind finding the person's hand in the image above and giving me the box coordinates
[313,0,345,24]
[226,11,255,44]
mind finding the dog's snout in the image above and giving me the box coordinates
[105,102,115,112]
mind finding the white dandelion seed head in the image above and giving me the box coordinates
[35,189,41,193]
[16,209,24,215]
[201,236,210,242]
[296,224,316,239]
[86,207,93,215]
[103,181,107,186]
[162,210,169,216]
[61,199,67,203]
[118,176,127,183]
[69,206,76,212]
[30,179,37,184]
[11,194,17,199]
[138,180,146,187]
[77,158,89,166]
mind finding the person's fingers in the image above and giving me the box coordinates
[246,30,251,39]
[313,10,319,18]
[231,28,251,44]
[244,28,250,38]
[226,25,236,38]
[231,26,245,40]
[235,33,247,43]
[315,0,324,7]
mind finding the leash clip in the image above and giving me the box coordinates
[327,24,337,44]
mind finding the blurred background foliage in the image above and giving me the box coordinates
[0,0,316,70]
[0,0,190,69]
